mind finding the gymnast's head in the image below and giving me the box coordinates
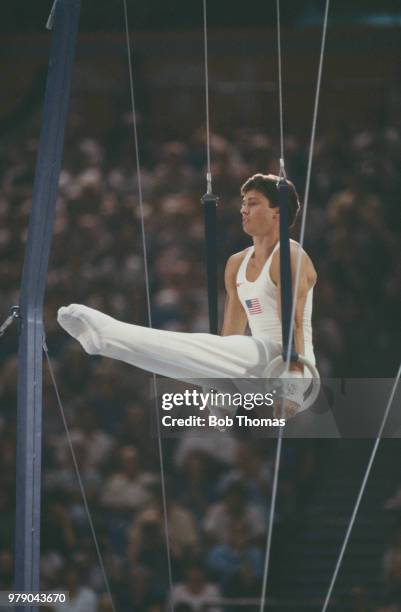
[240,173,301,236]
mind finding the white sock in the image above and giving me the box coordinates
[57,304,114,355]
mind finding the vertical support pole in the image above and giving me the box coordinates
[15,1,81,607]
[201,192,219,334]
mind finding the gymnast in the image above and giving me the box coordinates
[58,173,317,415]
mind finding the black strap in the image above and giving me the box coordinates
[201,191,219,334]
[278,180,298,363]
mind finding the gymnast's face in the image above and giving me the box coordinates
[240,189,279,237]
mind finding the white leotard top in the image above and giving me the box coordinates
[236,240,315,363]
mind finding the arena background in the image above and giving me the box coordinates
[0,1,400,610]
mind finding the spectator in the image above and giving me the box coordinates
[203,478,266,546]
[207,519,264,596]
[53,564,97,612]
[170,559,223,612]
[175,450,216,521]
[128,490,200,569]
[101,445,157,511]
[117,565,165,612]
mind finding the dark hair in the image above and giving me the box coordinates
[241,173,301,228]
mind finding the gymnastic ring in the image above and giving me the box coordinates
[264,354,321,410]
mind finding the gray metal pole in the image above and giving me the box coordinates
[15,0,81,606]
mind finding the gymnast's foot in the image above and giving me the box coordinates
[57,304,114,354]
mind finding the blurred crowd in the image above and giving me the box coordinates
[0,80,400,611]
[1,104,400,376]
[0,365,319,611]
[376,517,401,612]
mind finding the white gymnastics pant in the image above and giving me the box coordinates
[57,304,283,380]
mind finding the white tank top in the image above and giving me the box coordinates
[236,240,315,363]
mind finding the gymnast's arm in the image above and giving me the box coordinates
[270,244,316,373]
[220,252,248,336]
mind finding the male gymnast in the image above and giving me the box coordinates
[58,174,317,414]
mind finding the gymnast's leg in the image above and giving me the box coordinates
[57,304,281,380]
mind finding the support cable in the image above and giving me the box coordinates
[321,363,401,611]
[122,1,174,607]
[287,0,330,374]
[201,0,219,335]
[203,0,212,195]
[43,339,117,612]
[0,306,20,337]
[260,2,331,608]
[276,0,285,178]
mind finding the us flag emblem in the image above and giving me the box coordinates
[245,298,262,314]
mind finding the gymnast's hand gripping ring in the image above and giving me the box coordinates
[264,354,321,411]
